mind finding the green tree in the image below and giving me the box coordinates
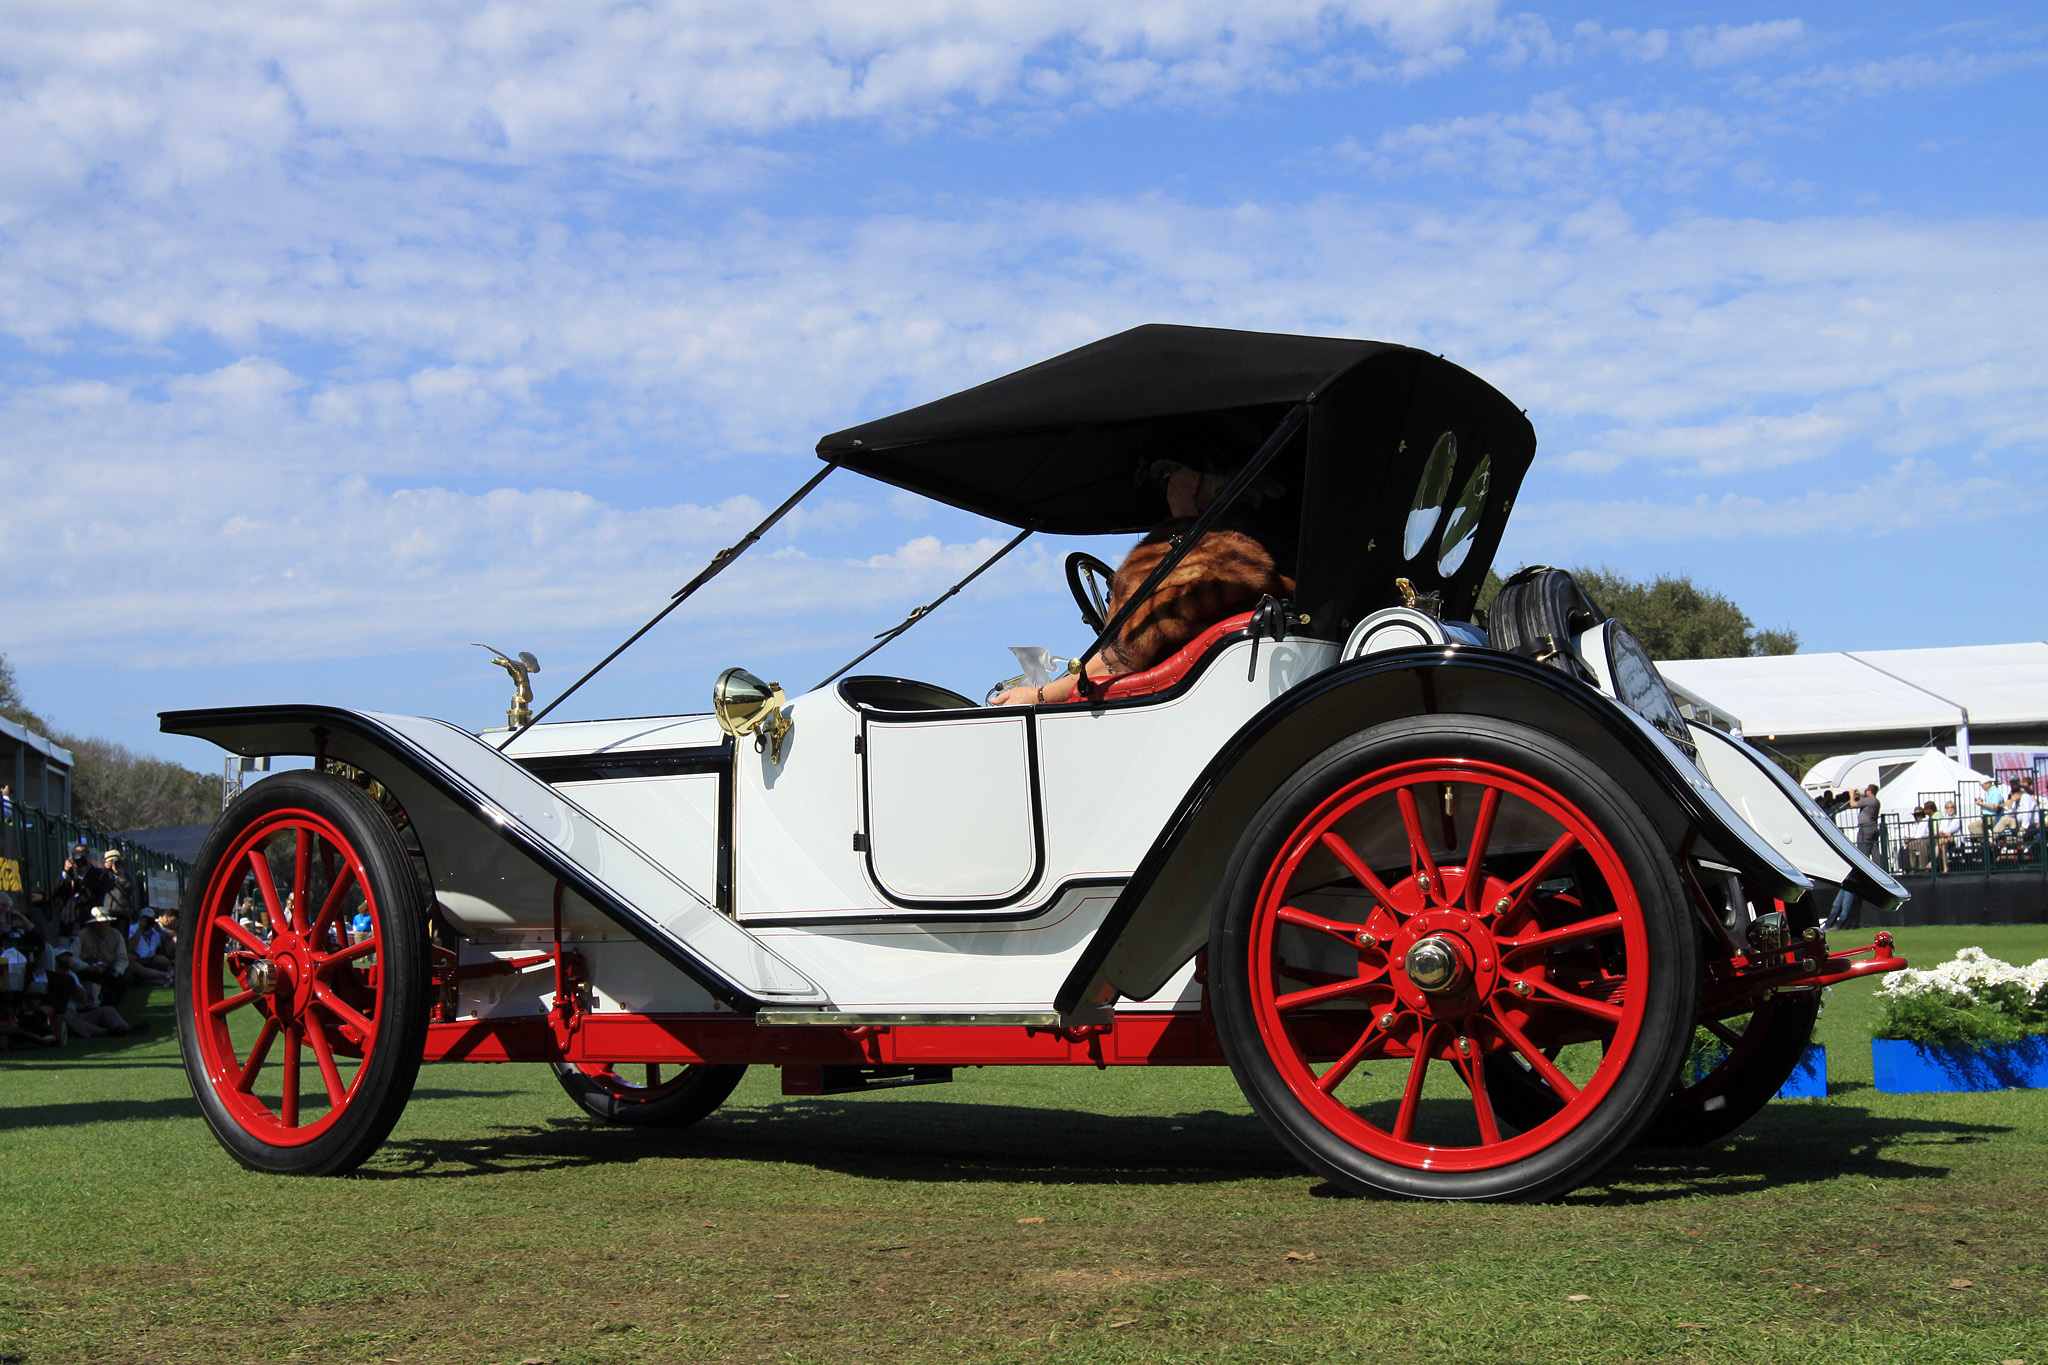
[0,653,49,733]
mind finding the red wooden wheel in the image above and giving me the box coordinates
[1212,716,1696,1201]
[177,770,428,1175]
[552,1059,747,1127]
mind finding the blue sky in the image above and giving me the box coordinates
[3,1,2043,768]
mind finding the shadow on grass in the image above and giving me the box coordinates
[366,1091,2008,1197]
[0,1086,521,1131]
[369,1097,1300,1184]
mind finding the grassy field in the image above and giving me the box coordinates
[4,924,2047,1365]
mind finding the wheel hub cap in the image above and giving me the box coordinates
[1403,935,1468,994]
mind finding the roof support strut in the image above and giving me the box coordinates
[813,524,1034,691]
[503,463,838,747]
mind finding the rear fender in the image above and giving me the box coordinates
[159,704,826,1011]
[1055,648,1818,1014]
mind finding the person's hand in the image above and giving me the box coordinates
[991,686,1041,707]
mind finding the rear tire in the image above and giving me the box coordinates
[553,1061,747,1127]
[1210,714,1697,1201]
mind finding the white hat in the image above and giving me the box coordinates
[90,905,112,922]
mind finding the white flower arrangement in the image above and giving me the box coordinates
[1875,946,2048,1044]
[1876,946,2048,1004]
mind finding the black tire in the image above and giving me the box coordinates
[1210,714,1698,1202]
[1487,567,1603,676]
[553,1061,747,1127]
[1637,993,1823,1147]
[176,770,430,1176]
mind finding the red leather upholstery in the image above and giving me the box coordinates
[1070,611,1254,703]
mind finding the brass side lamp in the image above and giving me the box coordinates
[713,667,792,763]
[474,644,540,730]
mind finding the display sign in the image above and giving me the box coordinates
[146,869,181,910]
[0,856,21,894]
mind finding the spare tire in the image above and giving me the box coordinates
[1487,567,1604,679]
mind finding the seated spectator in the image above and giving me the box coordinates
[1904,803,1935,872]
[1980,778,2014,839]
[46,949,141,1037]
[1937,801,1963,872]
[127,911,174,989]
[73,906,131,1007]
[0,997,63,1048]
[2013,777,2041,834]
[23,888,77,968]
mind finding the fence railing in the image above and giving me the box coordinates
[1836,808,2047,879]
[0,800,194,912]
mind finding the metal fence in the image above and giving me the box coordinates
[0,800,194,913]
[1830,799,2046,879]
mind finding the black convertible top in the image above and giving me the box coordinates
[818,323,1535,632]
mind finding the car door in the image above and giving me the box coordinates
[859,709,1043,908]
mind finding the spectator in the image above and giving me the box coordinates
[72,906,130,1007]
[46,949,139,1037]
[1979,776,2013,839]
[1904,802,1935,872]
[1937,800,1964,872]
[21,890,73,968]
[2013,777,2041,834]
[1826,784,1883,930]
[100,849,136,925]
[51,843,113,918]
[127,911,173,989]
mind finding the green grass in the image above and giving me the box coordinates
[5,926,2048,1365]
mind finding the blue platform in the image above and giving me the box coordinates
[1776,1045,1827,1099]
[1872,1036,2048,1093]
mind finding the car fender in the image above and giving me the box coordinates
[160,704,827,1011]
[1055,647,1826,1014]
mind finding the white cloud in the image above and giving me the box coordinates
[1683,19,1805,69]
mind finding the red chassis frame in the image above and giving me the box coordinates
[423,932,1905,1082]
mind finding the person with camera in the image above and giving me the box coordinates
[45,947,139,1037]
[99,849,136,926]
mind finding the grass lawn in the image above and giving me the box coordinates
[5,924,2048,1365]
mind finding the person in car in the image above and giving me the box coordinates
[994,457,1291,706]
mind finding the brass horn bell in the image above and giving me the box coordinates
[713,667,792,763]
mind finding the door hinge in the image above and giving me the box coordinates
[853,734,864,755]
[852,831,867,852]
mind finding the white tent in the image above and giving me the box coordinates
[1659,642,2048,763]
[1803,746,1986,814]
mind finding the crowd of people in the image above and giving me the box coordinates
[0,843,174,1049]
[1814,773,2043,880]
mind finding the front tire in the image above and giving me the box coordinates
[552,1061,747,1127]
[1211,715,1698,1201]
[176,770,430,1175]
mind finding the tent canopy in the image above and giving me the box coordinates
[1660,643,2048,749]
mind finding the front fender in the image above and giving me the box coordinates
[160,704,827,1011]
[1055,647,1821,1014]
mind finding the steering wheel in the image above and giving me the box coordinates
[1065,552,1117,634]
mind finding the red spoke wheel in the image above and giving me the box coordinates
[1211,715,1697,1202]
[552,1061,747,1127]
[176,770,429,1175]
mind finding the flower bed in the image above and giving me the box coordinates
[1872,946,2048,1094]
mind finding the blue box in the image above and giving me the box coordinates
[1871,1036,2048,1094]
[1775,1045,1826,1099]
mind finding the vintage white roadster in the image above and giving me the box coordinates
[166,325,1906,1201]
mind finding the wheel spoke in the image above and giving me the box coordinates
[1392,1025,1439,1142]
[1500,911,1626,956]
[246,847,286,934]
[1275,974,1376,1013]
[1316,1018,1390,1094]
[1486,1009,1581,1101]
[1528,979,1624,1025]
[282,1024,302,1127]
[292,828,311,934]
[1317,831,1396,906]
[313,981,378,1044]
[316,937,378,972]
[1462,787,1501,917]
[1395,787,1442,888]
[1277,904,1377,947]
[1455,1041,1502,1145]
[304,1011,347,1106]
[236,1016,280,1093]
[308,863,358,949]
[214,915,268,956]
[1704,1018,1745,1048]
[208,989,257,1018]
[1496,831,1582,929]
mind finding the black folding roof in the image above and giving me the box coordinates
[817,324,1399,535]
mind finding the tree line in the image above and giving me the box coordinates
[0,655,223,831]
